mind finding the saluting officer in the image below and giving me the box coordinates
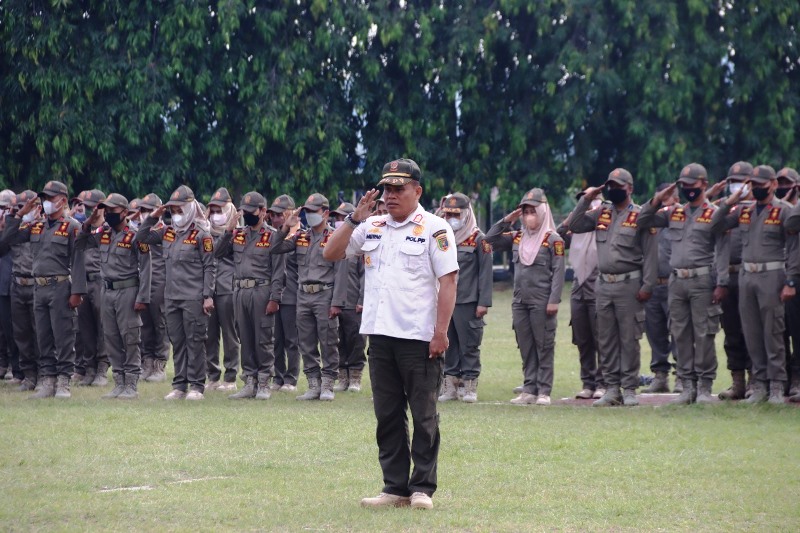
[330,202,367,393]
[78,194,151,399]
[0,191,40,391]
[272,194,348,401]
[776,167,800,400]
[567,169,657,407]
[72,189,110,387]
[266,194,301,392]
[438,193,492,403]
[131,193,169,383]
[6,181,87,399]
[486,189,565,406]
[712,165,799,404]
[136,185,216,401]
[205,188,242,392]
[639,164,730,404]
[215,192,284,400]
[781,176,800,402]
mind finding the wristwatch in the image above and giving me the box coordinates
[786,279,797,289]
[344,213,363,229]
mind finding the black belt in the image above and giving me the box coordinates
[87,272,102,282]
[105,278,139,290]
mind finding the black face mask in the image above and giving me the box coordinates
[775,187,793,199]
[606,188,628,205]
[680,187,702,203]
[243,212,260,227]
[751,187,770,201]
[105,212,123,227]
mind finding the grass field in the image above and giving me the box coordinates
[1,284,799,532]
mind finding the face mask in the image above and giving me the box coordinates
[447,218,463,231]
[128,219,140,231]
[606,188,628,204]
[334,220,344,229]
[680,187,702,203]
[22,211,37,223]
[751,187,770,201]
[171,213,184,226]
[43,200,59,215]
[728,182,749,196]
[243,212,260,227]
[523,214,540,230]
[104,212,123,227]
[305,212,324,227]
[210,213,228,226]
[775,187,793,199]
[74,213,87,223]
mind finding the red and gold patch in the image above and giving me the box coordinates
[295,231,310,247]
[320,233,331,247]
[54,222,70,237]
[695,208,714,224]
[137,242,150,254]
[597,208,612,226]
[117,232,134,249]
[670,208,686,222]
[738,207,752,225]
[255,232,271,248]
[202,237,213,253]
[460,231,479,248]
[764,207,782,226]
[620,211,639,228]
[183,229,199,245]
[100,231,112,245]
[163,228,176,242]
[481,240,492,254]
[554,240,565,256]
[512,231,522,245]
[233,230,246,246]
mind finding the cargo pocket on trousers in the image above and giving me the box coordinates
[260,313,275,329]
[125,326,141,346]
[705,304,723,336]
[194,319,209,343]
[634,310,646,340]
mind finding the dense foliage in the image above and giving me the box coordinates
[2,1,798,211]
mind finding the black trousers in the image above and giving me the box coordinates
[368,335,442,497]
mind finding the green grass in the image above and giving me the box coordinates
[1,284,799,532]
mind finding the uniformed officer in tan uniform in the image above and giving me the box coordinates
[712,165,799,404]
[0,190,40,390]
[215,192,284,400]
[272,193,348,401]
[568,169,657,407]
[776,167,800,400]
[130,193,169,383]
[330,202,367,393]
[780,175,800,402]
[136,185,216,401]
[266,194,301,391]
[437,193,492,403]
[487,189,565,406]
[7,180,87,399]
[78,194,151,399]
[71,189,110,387]
[712,163,753,400]
[205,188,241,391]
[639,163,731,404]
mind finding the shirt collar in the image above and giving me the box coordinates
[386,204,424,228]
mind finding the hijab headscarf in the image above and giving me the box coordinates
[174,199,210,234]
[452,200,479,245]
[518,201,557,266]
[207,202,238,236]
[569,198,602,284]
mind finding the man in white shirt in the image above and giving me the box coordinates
[324,158,459,510]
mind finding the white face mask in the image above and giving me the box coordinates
[524,213,540,231]
[171,213,184,226]
[210,213,228,226]
[43,200,58,215]
[447,218,463,231]
[128,218,140,231]
[334,220,344,229]
[305,212,324,227]
[22,211,37,223]
[729,182,749,196]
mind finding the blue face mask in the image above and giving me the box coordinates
[74,213,87,223]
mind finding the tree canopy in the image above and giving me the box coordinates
[2,1,798,211]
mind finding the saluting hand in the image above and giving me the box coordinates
[706,181,727,199]
[503,208,523,224]
[583,186,604,201]
[725,180,748,206]
[87,206,104,229]
[227,210,241,232]
[151,205,166,219]
[652,183,677,206]
[353,189,380,222]
[283,208,301,231]
[17,197,39,217]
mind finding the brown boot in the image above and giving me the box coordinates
[228,376,256,399]
[54,375,71,399]
[117,375,139,400]
[296,377,321,401]
[146,359,166,383]
[437,375,459,402]
[744,370,754,398]
[91,363,109,387]
[140,357,154,381]
[767,381,785,405]
[670,379,696,405]
[696,379,714,404]
[347,368,363,392]
[319,376,335,401]
[102,372,126,399]
[333,368,349,392]
[642,371,670,393]
[28,376,55,399]
[744,380,768,404]
[78,368,96,387]
[788,376,800,397]
[255,375,271,400]
[718,370,746,400]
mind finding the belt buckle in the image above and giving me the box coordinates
[677,269,689,279]
[606,274,616,283]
